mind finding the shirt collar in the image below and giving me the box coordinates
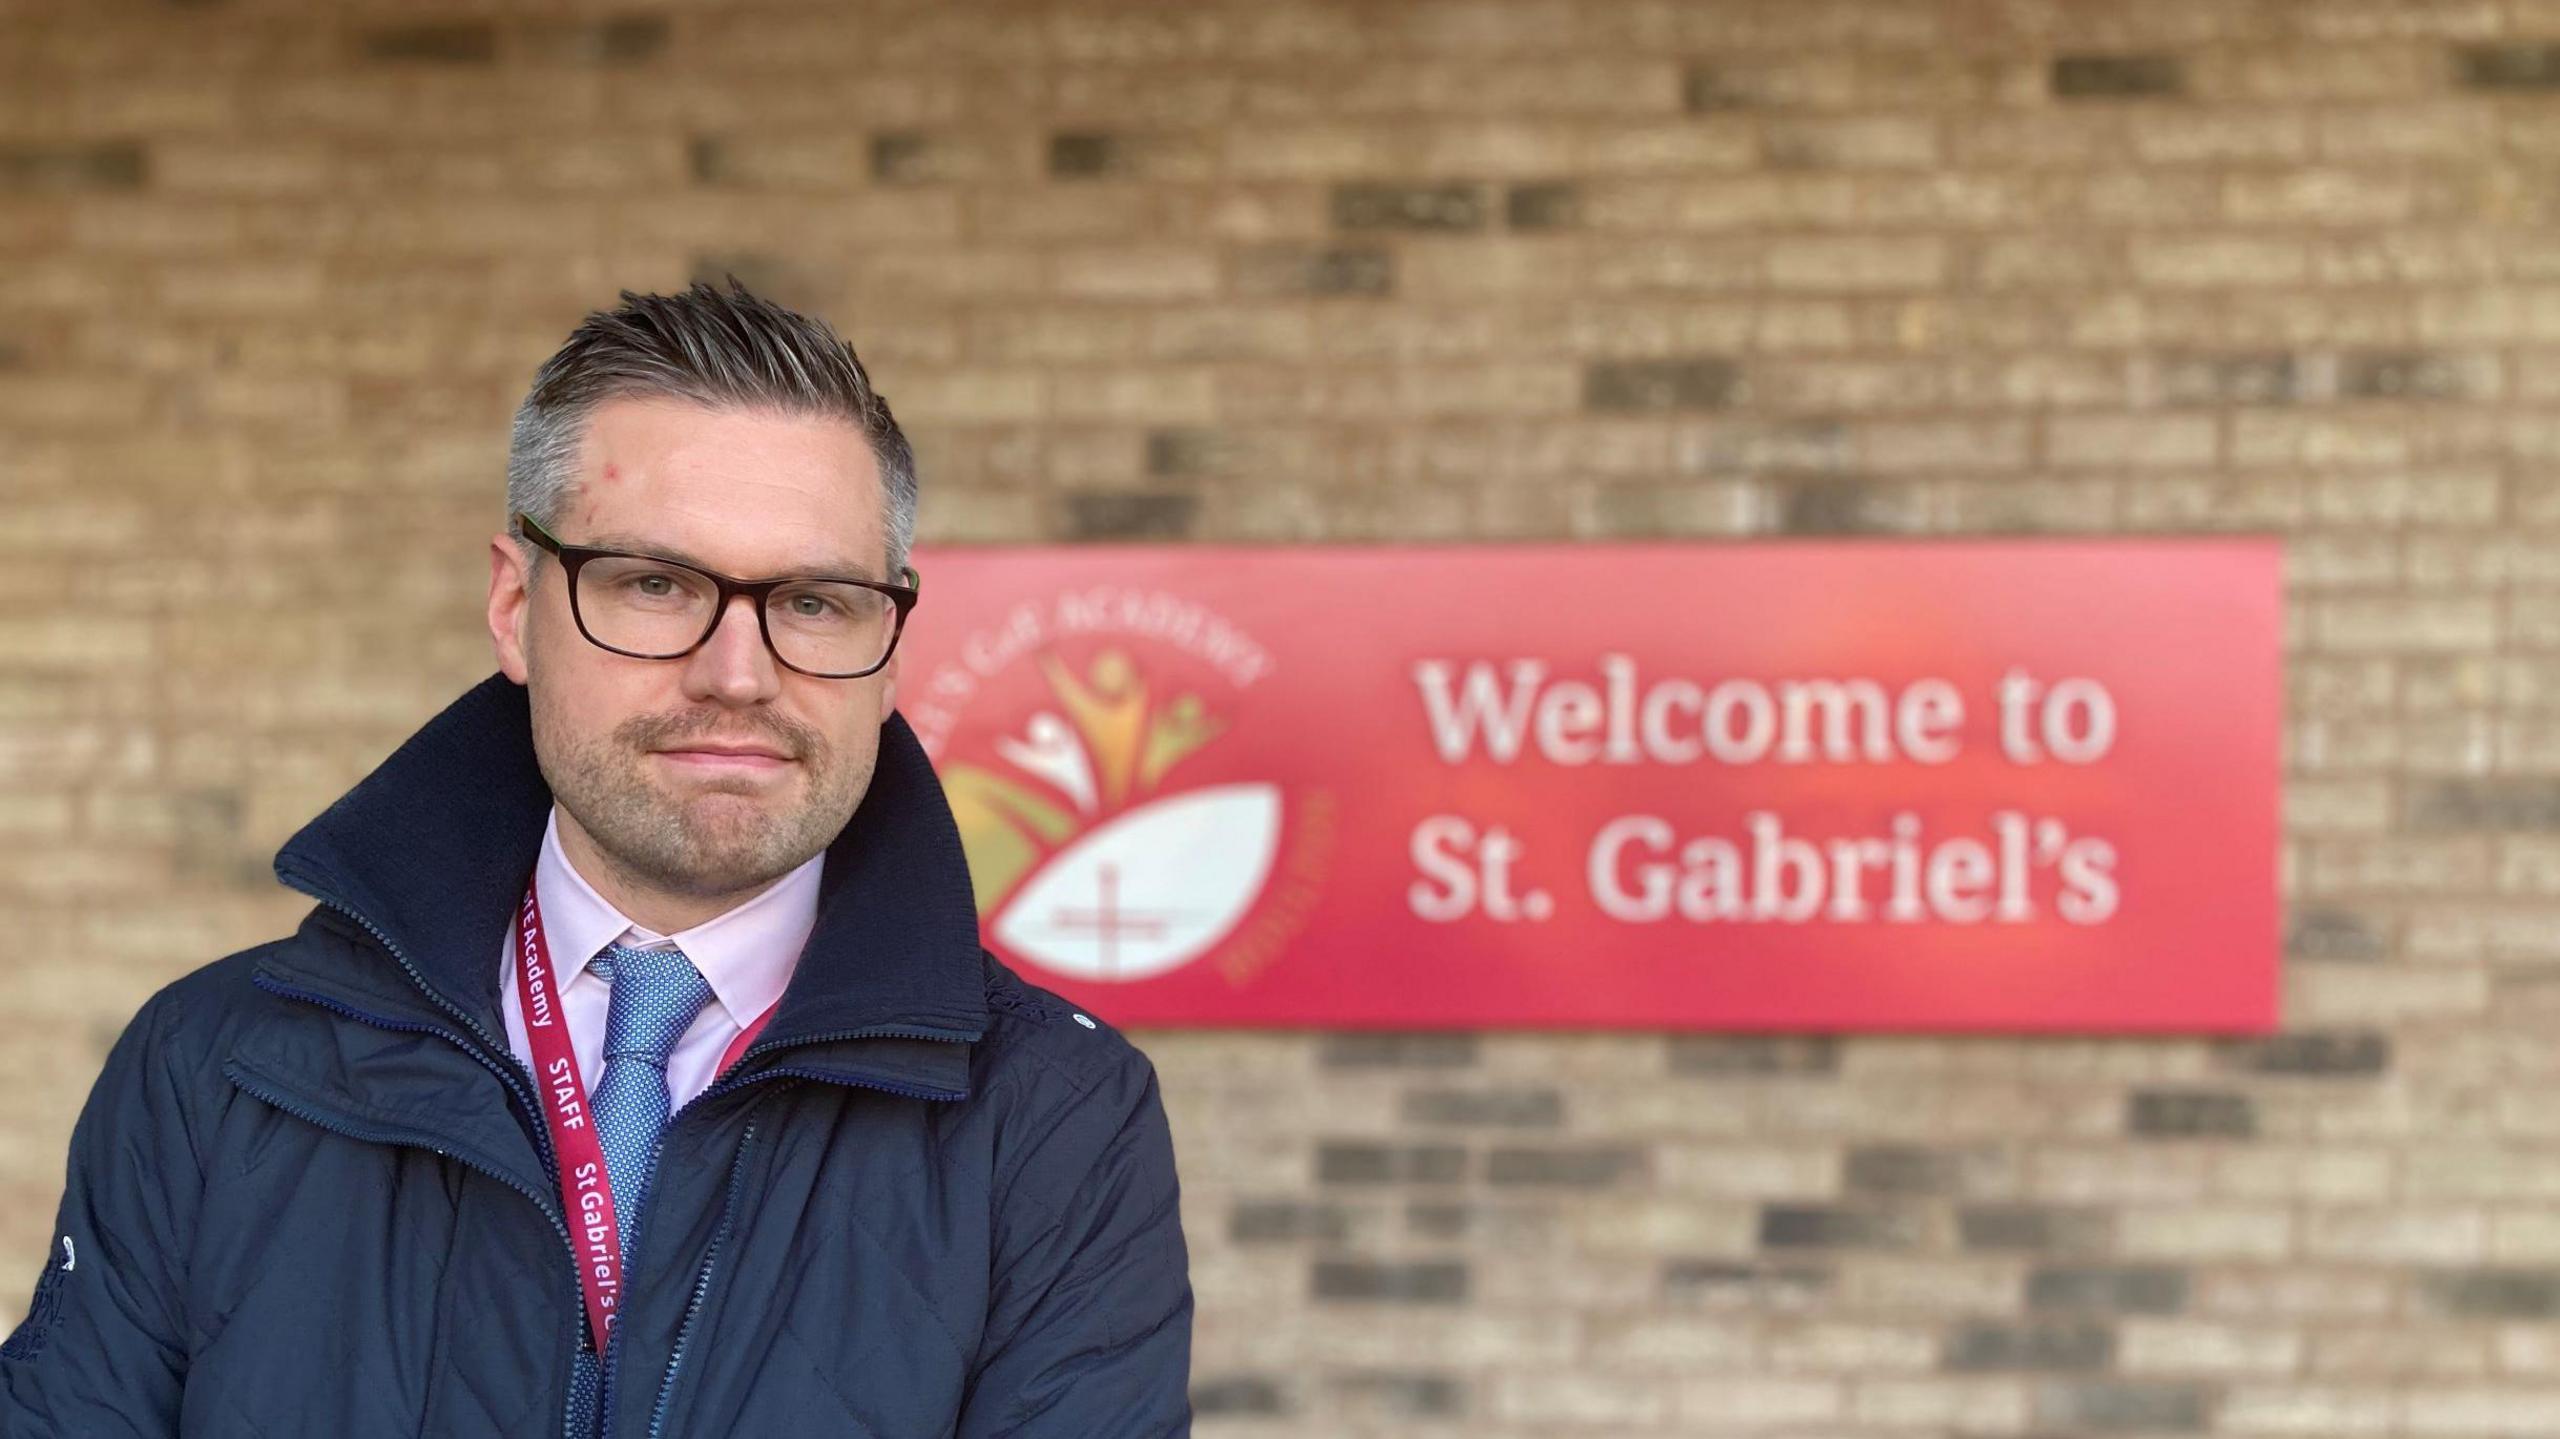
[535,805,824,1030]
[273,673,989,1050]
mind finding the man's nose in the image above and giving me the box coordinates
[681,594,782,705]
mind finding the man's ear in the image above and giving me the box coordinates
[487,534,533,684]
[878,649,899,716]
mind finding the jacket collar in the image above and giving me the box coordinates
[269,673,988,1070]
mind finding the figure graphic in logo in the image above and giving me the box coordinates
[944,648,1280,983]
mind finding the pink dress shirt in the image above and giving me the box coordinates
[500,806,823,1111]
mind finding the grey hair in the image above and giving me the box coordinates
[505,275,917,574]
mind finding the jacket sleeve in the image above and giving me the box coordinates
[957,1050,1193,1438]
[0,988,198,1437]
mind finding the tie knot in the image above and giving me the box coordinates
[589,942,715,1065]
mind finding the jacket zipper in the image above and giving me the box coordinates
[274,861,977,1438]
[219,1069,592,1439]
[725,1024,980,1070]
[247,975,556,1178]
[646,1107,768,1439]
[222,1066,569,1256]
[597,1054,970,1434]
[267,869,606,1419]
[271,867,565,1182]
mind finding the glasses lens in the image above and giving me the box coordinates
[571,555,902,675]
[574,555,719,657]
[765,580,900,676]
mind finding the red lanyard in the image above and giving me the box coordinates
[511,883,778,1350]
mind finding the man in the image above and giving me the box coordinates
[0,279,1194,1436]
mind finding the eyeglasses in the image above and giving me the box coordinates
[515,512,919,679]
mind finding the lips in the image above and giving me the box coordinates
[660,743,790,761]
[653,742,795,775]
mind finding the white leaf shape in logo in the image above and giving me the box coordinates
[991,783,1283,983]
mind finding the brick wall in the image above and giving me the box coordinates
[5,0,2559,1432]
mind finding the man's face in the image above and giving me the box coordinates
[486,395,899,903]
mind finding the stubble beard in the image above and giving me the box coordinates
[534,697,867,902]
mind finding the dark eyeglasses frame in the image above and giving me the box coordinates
[514,512,920,679]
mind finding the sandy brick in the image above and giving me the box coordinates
[8,8,2560,1434]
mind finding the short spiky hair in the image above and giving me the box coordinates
[505,275,916,573]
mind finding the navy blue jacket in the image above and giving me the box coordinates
[0,673,1193,1436]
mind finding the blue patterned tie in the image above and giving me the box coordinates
[588,941,715,1260]
[563,940,714,1439]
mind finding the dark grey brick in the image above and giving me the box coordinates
[2220,1030,2390,1078]
[1778,478,1915,535]
[2050,53,2187,98]
[1682,64,1753,111]
[1959,1204,2110,1254]
[1403,1087,1563,1128]
[1486,1144,1645,1187]
[2028,1265,2189,1315]
[1403,1200,1557,1245]
[2458,43,2560,90]
[870,132,932,182]
[1230,1200,1352,1244]
[2034,1379,2211,1432]
[2340,350,2476,401]
[2159,352,2297,405]
[1844,1144,1963,1197]
[1663,1260,1833,1307]
[0,142,147,191]
[1321,1033,1478,1069]
[1318,1142,1467,1185]
[1144,428,1238,479]
[687,136,730,184]
[686,254,830,317]
[1192,1374,1289,1415]
[1333,1371,1463,1418]
[1668,1036,1839,1076]
[2407,776,2560,831]
[1061,490,1198,540]
[1944,1319,2115,1372]
[2287,905,2388,961]
[2128,1089,2257,1139]
[1049,132,1120,177]
[359,20,498,63]
[1585,357,1741,412]
[2424,1267,2560,1318]
[1332,182,1488,231]
[1760,1205,1923,1250]
[1313,1260,1468,1303]
[1505,182,1579,230]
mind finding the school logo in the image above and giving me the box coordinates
[910,587,1330,986]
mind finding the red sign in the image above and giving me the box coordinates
[898,541,2281,1033]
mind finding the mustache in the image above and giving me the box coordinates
[617,709,820,761]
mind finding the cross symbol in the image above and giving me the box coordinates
[1046,864,1176,980]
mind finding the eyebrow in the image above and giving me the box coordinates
[581,532,884,584]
